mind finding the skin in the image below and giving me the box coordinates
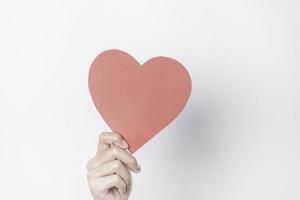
[87,132,141,200]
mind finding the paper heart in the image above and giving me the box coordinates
[88,49,192,153]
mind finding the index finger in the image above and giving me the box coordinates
[97,132,129,153]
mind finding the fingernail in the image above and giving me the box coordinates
[121,140,129,149]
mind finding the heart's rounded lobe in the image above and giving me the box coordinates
[89,49,192,153]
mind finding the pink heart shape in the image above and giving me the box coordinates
[88,49,192,153]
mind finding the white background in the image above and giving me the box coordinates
[0,0,299,199]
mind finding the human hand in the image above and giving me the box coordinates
[87,132,141,200]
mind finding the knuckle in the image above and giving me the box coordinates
[120,180,126,187]
[112,174,121,183]
[86,155,99,170]
[113,160,122,169]
[99,132,106,141]
[114,174,122,183]
[86,159,94,170]
[123,174,130,182]
[112,133,122,141]
[111,146,120,155]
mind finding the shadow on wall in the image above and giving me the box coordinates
[165,91,234,172]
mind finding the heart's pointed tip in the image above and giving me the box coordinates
[88,49,192,153]
[128,147,137,154]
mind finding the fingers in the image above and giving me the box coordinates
[87,132,139,200]
[87,159,131,186]
[97,132,129,153]
[90,174,127,196]
[88,145,141,173]
[104,175,127,194]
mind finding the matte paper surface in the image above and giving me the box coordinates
[89,49,192,152]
